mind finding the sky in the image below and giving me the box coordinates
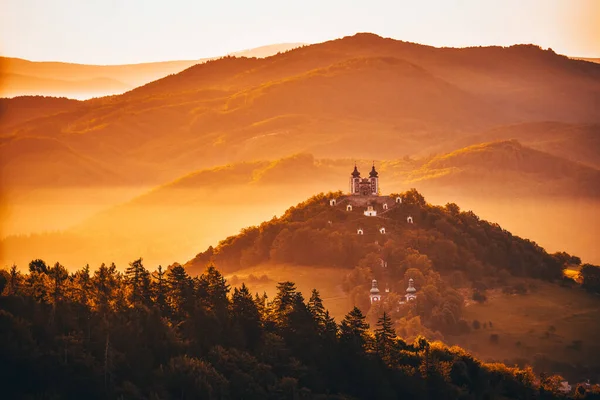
[1,0,599,64]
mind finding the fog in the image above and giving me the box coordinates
[1,184,598,271]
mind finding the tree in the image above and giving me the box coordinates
[73,264,92,306]
[307,289,327,329]
[8,264,21,295]
[152,265,168,312]
[125,258,151,307]
[93,263,119,313]
[231,284,262,349]
[29,259,49,274]
[581,264,600,294]
[48,262,69,304]
[166,265,192,317]
[201,265,230,310]
[374,312,396,363]
[340,307,370,352]
[271,281,297,325]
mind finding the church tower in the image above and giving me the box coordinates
[349,164,361,195]
[370,279,381,303]
[369,164,379,195]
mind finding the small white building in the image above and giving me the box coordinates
[346,204,353,211]
[364,206,377,217]
[396,196,402,204]
[407,216,413,224]
[357,228,364,235]
[383,203,388,210]
[558,381,572,394]
[329,199,337,206]
[379,227,386,234]
[370,279,381,303]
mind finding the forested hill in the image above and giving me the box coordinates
[185,189,583,282]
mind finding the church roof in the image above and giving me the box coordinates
[351,165,361,177]
[369,165,378,178]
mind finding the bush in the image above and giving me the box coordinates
[490,334,500,344]
[472,320,481,330]
[472,290,487,303]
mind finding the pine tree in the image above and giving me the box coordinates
[48,262,69,304]
[307,289,327,329]
[201,265,230,310]
[375,311,396,363]
[74,264,91,306]
[8,264,20,295]
[125,258,146,306]
[340,307,370,351]
[272,281,297,323]
[153,265,168,312]
[231,284,262,349]
[166,264,192,317]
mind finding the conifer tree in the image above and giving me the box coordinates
[125,258,146,306]
[8,264,20,295]
[272,281,297,325]
[152,265,168,312]
[48,262,69,304]
[166,264,192,316]
[231,284,262,349]
[375,311,396,363]
[308,289,327,328]
[340,307,370,351]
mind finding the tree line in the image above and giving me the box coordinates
[1,259,590,399]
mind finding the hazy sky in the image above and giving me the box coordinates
[2,0,598,64]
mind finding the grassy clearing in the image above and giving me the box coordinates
[448,279,600,370]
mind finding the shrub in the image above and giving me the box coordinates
[490,334,500,344]
[472,290,487,303]
[472,320,481,330]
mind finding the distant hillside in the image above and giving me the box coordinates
[2,34,599,190]
[572,57,600,64]
[0,43,304,99]
[453,122,600,169]
[0,96,82,128]
[408,140,600,197]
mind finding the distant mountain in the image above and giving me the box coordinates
[0,43,305,99]
[572,57,600,64]
[2,33,598,191]
[0,96,81,128]
[454,122,600,169]
[409,140,600,197]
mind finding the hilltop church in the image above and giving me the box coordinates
[349,164,379,196]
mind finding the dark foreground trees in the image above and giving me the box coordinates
[0,262,566,399]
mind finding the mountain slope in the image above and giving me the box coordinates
[408,140,600,197]
[0,43,304,99]
[4,33,599,189]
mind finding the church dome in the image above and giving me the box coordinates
[369,165,378,178]
[351,165,361,178]
[370,279,380,294]
[406,278,416,293]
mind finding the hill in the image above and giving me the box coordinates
[0,43,304,99]
[2,33,599,191]
[0,96,82,128]
[183,189,600,382]
[408,140,600,197]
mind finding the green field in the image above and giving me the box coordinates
[448,279,600,379]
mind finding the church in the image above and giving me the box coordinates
[349,164,379,196]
